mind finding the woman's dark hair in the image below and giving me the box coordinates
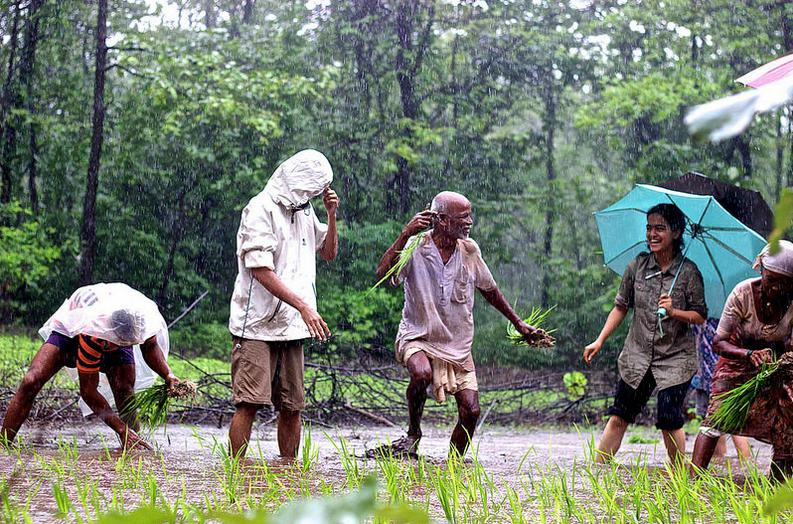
[647,203,686,254]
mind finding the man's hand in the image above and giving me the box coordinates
[583,340,602,365]
[323,187,339,215]
[658,293,675,317]
[122,427,152,451]
[164,374,179,390]
[513,320,539,344]
[749,348,774,367]
[403,210,434,238]
[300,305,331,342]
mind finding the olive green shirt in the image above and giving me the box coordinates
[615,252,707,390]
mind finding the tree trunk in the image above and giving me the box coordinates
[158,188,188,306]
[21,0,43,213]
[242,0,255,24]
[0,1,21,204]
[79,0,109,285]
[204,0,216,29]
[541,88,557,307]
[390,0,434,215]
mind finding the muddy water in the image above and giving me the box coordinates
[0,421,775,522]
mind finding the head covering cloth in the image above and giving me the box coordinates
[753,240,793,278]
[263,149,333,210]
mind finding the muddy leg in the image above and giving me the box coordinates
[770,450,793,482]
[106,363,138,432]
[1,343,66,443]
[404,352,432,450]
[450,389,480,458]
[277,409,301,458]
[229,402,260,459]
[690,433,719,475]
[595,415,629,463]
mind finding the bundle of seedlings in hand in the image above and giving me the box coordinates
[710,359,779,433]
[507,305,557,348]
[122,379,198,430]
[370,232,427,291]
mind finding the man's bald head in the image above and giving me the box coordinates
[430,191,470,215]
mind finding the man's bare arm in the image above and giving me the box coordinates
[319,187,339,262]
[376,210,433,279]
[479,286,538,339]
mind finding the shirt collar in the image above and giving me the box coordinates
[647,251,684,274]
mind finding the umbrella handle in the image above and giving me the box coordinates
[656,310,666,337]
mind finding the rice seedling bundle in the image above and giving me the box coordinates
[370,232,427,291]
[507,305,556,348]
[122,380,198,430]
[710,360,779,433]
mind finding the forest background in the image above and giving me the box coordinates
[1,0,791,373]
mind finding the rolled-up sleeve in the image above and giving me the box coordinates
[716,286,744,338]
[237,205,277,270]
[614,260,637,309]
[685,264,708,319]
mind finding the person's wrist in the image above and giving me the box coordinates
[746,349,754,361]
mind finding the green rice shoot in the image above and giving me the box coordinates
[122,380,197,431]
[710,360,779,433]
[370,231,427,291]
[507,305,557,348]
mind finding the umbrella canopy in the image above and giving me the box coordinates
[595,184,767,317]
[659,172,772,239]
[736,53,793,88]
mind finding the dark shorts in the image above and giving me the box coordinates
[46,332,134,372]
[230,337,305,411]
[606,370,691,430]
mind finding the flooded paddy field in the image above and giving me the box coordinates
[0,421,782,523]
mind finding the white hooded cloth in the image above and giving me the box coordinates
[39,283,169,416]
[229,149,332,341]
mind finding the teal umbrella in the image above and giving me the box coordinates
[595,184,767,319]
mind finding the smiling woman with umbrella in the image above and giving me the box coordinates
[584,203,707,465]
[585,184,767,466]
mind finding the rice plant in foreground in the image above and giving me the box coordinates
[711,360,779,433]
[370,231,427,291]
[506,305,557,348]
[121,380,197,430]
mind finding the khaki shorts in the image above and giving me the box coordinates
[231,337,305,411]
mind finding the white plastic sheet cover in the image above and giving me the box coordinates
[38,283,169,416]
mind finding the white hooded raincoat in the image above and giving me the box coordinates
[228,149,332,341]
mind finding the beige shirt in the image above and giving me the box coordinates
[615,252,707,390]
[717,278,793,349]
[395,233,497,372]
[228,151,331,342]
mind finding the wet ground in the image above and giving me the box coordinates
[0,421,776,522]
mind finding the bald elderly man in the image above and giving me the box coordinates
[376,191,539,457]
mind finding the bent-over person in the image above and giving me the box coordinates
[1,283,181,450]
[376,191,540,458]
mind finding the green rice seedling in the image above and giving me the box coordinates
[505,484,527,524]
[711,360,779,433]
[370,231,427,291]
[328,434,365,490]
[52,480,72,518]
[299,423,320,473]
[506,305,557,348]
[430,462,461,524]
[214,445,244,506]
[55,435,79,464]
[375,446,404,503]
[121,379,197,430]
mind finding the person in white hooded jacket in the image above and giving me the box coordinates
[228,149,339,459]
